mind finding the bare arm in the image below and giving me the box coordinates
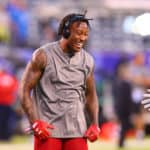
[85,68,99,126]
[19,49,47,124]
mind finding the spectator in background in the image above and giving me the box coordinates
[128,52,150,140]
[95,78,106,126]
[142,89,150,111]
[0,3,11,44]
[40,21,57,45]
[6,0,32,47]
[112,58,133,148]
[0,70,18,140]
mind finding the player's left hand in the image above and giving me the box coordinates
[84,124,100,142]
[142,89,150,111]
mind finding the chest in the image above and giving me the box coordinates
[45,54,89,84]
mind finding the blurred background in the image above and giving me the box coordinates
[0,0,150,149]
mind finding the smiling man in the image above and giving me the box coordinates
[20,13,100,150]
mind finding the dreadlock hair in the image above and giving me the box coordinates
[58,13,91,39]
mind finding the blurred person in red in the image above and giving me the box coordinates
[20,12,100,150]
[128,52,150,140]
[0,70,18,140]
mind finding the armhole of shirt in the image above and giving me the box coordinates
[86,52,94,77]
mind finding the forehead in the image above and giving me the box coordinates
[70,21,89,30]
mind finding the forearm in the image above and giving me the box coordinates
[21,94,38,124]
[86,94,99,125]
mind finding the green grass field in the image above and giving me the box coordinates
[0,136,150,150]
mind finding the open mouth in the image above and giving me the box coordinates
[74,43,83,49]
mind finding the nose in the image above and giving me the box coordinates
[80,35,88,42]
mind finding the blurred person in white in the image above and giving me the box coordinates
[128,52,150,140]
[143,89,150,111]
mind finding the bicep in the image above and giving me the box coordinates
[20,49,46,93]
[21,62,43,91]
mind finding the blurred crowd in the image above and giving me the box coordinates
[0,0,150,149]
[0,0,59,141]
[0,0,59,75]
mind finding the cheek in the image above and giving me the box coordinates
[69,34,77,39]
[67,38,75,48]
[69,31,80,39]
[68,35,78,43]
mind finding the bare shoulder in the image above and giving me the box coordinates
[32,48,47,70]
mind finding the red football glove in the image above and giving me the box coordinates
[85,124,100,142]
[31,120,54,140]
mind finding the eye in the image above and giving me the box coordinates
[76,30,89,37]
[76,30,82,35]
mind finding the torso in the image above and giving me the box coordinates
[32,41,94,138]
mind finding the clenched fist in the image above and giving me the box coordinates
[84,124,100,142]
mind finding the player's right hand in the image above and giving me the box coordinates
[142,89,150,111]
[31,120,54,140]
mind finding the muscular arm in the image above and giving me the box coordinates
[19,49,47,124]
[85,69,99,126]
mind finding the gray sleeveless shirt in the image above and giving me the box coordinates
[32,41,94,138]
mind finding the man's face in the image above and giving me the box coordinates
[66,21,89,52]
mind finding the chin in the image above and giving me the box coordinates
[72,46,82,52]
[74,48,81,52]
[68,44,81,53]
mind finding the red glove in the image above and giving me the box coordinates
[85,124,100,142]
[31,120,54,140]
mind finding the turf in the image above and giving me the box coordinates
[0,136,150,150]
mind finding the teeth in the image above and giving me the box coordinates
[77,43,82,47]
